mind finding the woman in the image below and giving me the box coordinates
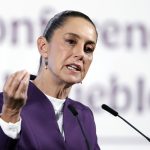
[0,10,100,149]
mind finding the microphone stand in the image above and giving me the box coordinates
[102,104,150,142]
[68,104,91,150]
[118,115,150,142]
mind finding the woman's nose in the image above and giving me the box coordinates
[73,44,84,60]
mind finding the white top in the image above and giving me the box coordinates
[45,94,65,137]
[0,117,21,139]
[0,94,66,139]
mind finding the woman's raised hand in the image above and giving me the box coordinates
[1,70,30,123]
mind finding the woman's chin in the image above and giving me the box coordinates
[65,78,81,85]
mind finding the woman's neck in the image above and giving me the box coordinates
[32,71,72,99]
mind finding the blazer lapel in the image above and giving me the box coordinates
[21,82,66,149]
[63,99,88,150]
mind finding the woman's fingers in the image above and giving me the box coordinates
[3,70,28,98]
[10,70,28,95]
[15,72,30,100]
[3,70,30,109]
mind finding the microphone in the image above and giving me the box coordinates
[68,104,91,150]
[101,104,150,142]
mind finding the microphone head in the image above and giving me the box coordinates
[68,104,78,116]
[101,104,118,117]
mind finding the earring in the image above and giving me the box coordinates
[44,58,48,69]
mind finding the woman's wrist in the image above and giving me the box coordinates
[1,105,21,123]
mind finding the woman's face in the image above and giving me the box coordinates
[47,17,97,84]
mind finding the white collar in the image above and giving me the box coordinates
[45,95,65,112]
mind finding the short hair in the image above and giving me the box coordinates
[43,10,97,41]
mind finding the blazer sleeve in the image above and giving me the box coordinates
[0,93,18,149]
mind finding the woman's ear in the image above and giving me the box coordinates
[37,36,48,58]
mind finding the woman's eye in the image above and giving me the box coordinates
[66,39,77,45]
[84,47,94,53]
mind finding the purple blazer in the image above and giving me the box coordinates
[0,81,100,150]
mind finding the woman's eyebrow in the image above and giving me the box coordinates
[64,33,80,38]
[64,33,96,44]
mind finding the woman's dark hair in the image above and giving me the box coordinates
[43,10,97,41]
[39,10,98,70]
